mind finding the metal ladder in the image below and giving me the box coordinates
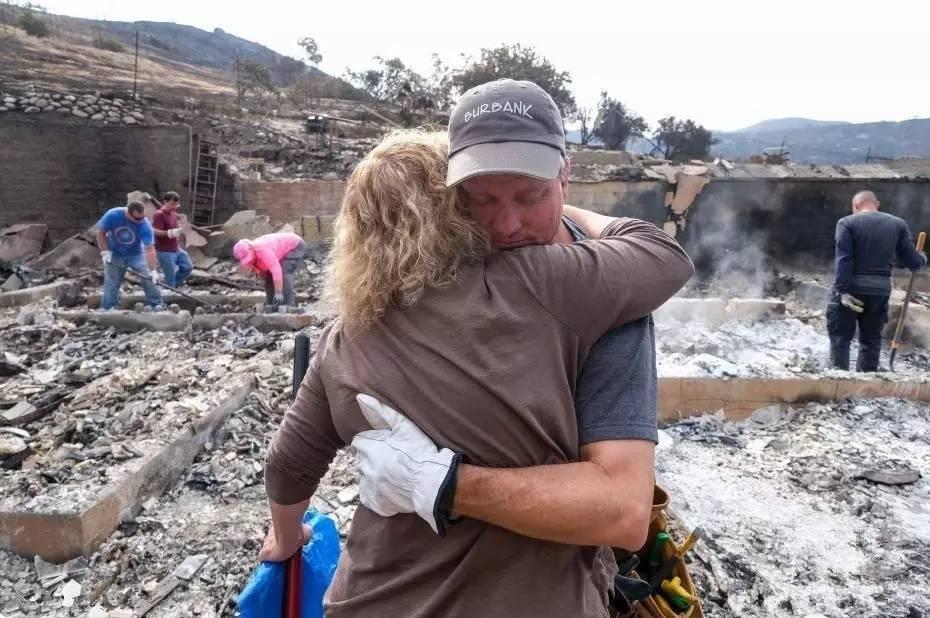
[191,137,219,226]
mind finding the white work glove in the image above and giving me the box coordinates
[149,269,159,285]
[351,394,461,535]
[273,292,285,305]
[100,250,112,265]
[167,228,182,239]
[840,293,864,314]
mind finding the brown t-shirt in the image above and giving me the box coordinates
[265,218,694,618]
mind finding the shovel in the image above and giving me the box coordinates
[889,231,926,371]
[126,268,217,306]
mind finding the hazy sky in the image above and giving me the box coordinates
[38,0,930,131]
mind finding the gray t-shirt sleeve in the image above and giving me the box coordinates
[575,316,659,444]
[562,215,658,445]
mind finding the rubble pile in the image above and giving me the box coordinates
[0,317,359,617]
[659,398,930,617]
[0,88,147,125]
[0,308,283,503]
[0,286,357,616]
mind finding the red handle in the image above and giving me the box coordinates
[283,552,303,618]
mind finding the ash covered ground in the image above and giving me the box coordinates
[660,398,930,618]
[656,316,928,378]
[1,278,928,616]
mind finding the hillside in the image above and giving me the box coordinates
[736,117,850,133]
[713,117,930,164]
[0,5,358,108]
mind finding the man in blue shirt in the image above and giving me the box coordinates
[95,201,165,310]
[829,190,926,371]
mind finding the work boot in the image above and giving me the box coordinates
[153,304,167,312]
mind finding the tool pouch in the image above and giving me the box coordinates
[609,485,702,618]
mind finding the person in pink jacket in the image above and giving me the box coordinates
[233,232,307,307]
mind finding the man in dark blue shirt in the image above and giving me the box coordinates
[829,190,926,371]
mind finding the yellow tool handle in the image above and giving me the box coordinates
[917,232,926,252]
[662,577,698,603]
[677,526,704,558]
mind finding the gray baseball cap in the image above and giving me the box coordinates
[447,79,566,187]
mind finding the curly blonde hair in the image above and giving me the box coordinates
[326,130,489,330]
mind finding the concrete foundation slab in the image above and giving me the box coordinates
[55,310,320,333]
[55,310,193,332]
[659,375,930,422]
[0,281,69,308]
[0,379,254,561]
[192,312,319,332]
[85,293,266,310]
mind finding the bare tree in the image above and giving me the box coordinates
[574,107,595,145]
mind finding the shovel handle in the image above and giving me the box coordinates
[283,552,302,618]
[890,231,926,353]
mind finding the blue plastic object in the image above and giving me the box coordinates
[238,511,341,618]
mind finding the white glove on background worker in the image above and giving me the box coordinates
[351,394,461,535]
[149,269,159,285]
[100,250,112,265]
[273,292,285,305]
[167,228,183,239]
[840,293,864,314]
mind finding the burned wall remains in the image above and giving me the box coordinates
[235,180,346,224]
[0,118,191,244]
[579,177,930,289]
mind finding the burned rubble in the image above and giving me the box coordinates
[661,398,930,618]
[1,191,928,617]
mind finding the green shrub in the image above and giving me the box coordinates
[18,12,49,38]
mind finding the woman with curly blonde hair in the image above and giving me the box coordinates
[261,128,693,617]
[325,130,489,329]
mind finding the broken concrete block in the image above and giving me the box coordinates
[31,236,99,271]
[186,247,218,270]
[222,210,274,242]
[0,223,48,262]
[0,434,27,457]
[1,273,23,291]
[202,231,234,258]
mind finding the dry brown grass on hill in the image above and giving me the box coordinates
[0,27,235,105]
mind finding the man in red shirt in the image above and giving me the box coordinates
[151,192,193,288]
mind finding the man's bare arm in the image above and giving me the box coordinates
[96,229,109,252]
[144,245,158,270]
[452,440,655,550]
